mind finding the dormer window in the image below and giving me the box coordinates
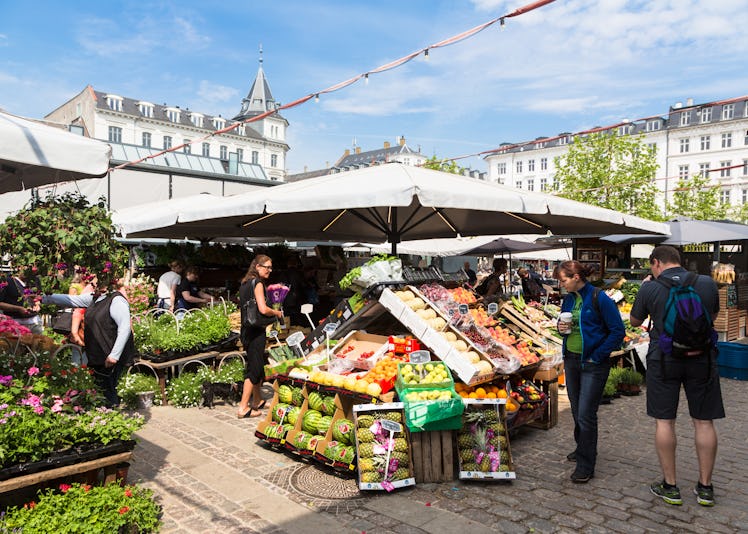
[165,107,180,123]
[236,124,245,136]
[213,117,225,130]
[700,107,712,123]
[190,113,203,128]
[138,102,154,118]
[558,136,568,146]
[646,120,661,132]
[105,95,123,112]
[722,104,734,120]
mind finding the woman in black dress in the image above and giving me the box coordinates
[237,255,283,418]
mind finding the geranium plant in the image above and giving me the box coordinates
[122,273,157,316]
[0,482,161,533]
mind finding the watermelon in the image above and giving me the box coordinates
[323,440,341,460]
[293,431,310,449]
[272,403,290,423]
[316,415,333,436]
[332,418,354,445]
[308,391,324,412]
[287,406,301,425]
[264,422,281,438]
[321,396,336,415]
[302,409,322,433]
[278,385,293,404]
[307,435,321,451]
[337,445,355,465]
[291,387,304,406]
[282,423,294,435]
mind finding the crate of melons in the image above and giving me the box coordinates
[395,361,453,395]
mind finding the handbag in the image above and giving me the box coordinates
[243,279,275,327]
[52,309,74,334]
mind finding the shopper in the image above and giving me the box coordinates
[175,266,213,311]
[518,267,544,301]
[475,258,508,299]
[0,271,43,334]
[463,261,477,287]
[555,260,624,483]
[156,260,184,312]
[630,245,723,506]
[237,255,283,419]
[42,269,135,407]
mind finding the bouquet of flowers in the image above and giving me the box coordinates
[266,284,290,330]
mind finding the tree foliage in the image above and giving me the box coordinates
[666,173,728,221]
[422,155,462,174]
[0,192,128,293]
[553,132,664,221]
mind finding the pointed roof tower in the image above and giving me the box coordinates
[234,45,280,121]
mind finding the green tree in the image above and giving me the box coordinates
[553,132,664,220]
[666,173,728,220]
[422,155,462,174]
[0,192,128,293]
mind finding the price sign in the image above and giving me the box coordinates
[458,304,469,315]
[379,419,403,433]
[286,331,305,347]
[268,329,279,338]
[487,302,499,315]
[323,321,340,334]
[408,350,430,364]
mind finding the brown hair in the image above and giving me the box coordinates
[169,260,185,271]
[241,254,271,284]
[492,258,508,272]
[649,245,681,266]
[554,260,595,282]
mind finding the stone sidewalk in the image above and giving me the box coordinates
[130,378,748,533]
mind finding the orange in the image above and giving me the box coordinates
[475,387,487,398]
[468,392,478,399]
[459,391,468,398]
[496,389,508,399]
[487,392,497,398]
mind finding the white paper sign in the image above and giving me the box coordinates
[408,350,430,364]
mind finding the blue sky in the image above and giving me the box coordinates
[2,0,747,174]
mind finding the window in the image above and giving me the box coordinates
[720,189,731,204]
[528,159,535,172]
[540,177,547,191]
[237,124,245,136]
[138,103,153,118]
[527,179,534,191]
[552,175,560,190]
[647,142,657,152]
[720,161,731,178]
[142,132,151,148]
[183,140,191,154]
[166,108,180,123]
[722,133,732,148]
[107,126,122,143]
[743,188,748,203]
[618,125,631,136]
[700,136,710,150]
[722,104,734,120]
[236,148,243,162]
[516,161,523,173]
[191,114,203,128]
[106,96,122,111]
[701,107,712,123]
[497,162,507,175]
[219,145,227,160]
[540,157,548,171]
[558,136,567,146]
[516,180,523,189]
[251,151,259,164]
[535,141,545,149]
[678,165,689,179]
[745,130,748,145]
[163,136,172,150]
[202,143,210,157]
[699,163,710,177]
[679,138,689,153]
[744,159,748,176]
[646,120,661,131]
[213,118,225,130]
[271,154,278,168]
[679,111,691,126]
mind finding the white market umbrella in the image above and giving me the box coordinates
[0,110,112,193]
[602,217,748,246]
[118,163,670,251]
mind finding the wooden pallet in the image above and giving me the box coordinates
[410,430,455,483]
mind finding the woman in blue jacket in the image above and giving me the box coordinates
[556,261,625,483]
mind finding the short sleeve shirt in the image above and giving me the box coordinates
[157,271,181,299]
[630,267,719,361]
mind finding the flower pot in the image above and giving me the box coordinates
[115,461,130,486]
[136,391,155,409]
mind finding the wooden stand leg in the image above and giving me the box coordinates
[527,378,558,430]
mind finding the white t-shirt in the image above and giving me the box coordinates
[157,271,181,299]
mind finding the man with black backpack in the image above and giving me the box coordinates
[630,245,724,507]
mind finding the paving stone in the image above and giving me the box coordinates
[493,519,529,534]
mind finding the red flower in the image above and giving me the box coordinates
[59,483,72,493]
[124,488,133,497]
[44,371,52,377]
[83,484,91,492]
[118,506,130,515]
[60,370,67,376]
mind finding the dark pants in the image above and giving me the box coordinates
[564,352,611,475]
[91,361,125,407]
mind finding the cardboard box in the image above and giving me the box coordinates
[457,399,516,480]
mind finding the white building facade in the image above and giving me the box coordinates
[484,95,748,212]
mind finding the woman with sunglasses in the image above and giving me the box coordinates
[237,255,283,418]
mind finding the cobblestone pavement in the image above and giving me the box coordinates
[130,378,748,533]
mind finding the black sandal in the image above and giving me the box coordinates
[254,399,267,410]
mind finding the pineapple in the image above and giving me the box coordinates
[489,422,505,434]
[361,471,383,483]
[358,442,374,458]
[483,409,499,423]
[356,428,374,443]
[462,462,478,471]
[383,411,402,423]
[479,455,492,472]
[459,449,475,463]
[390,451,409,467]
[463,410,486,425]
[357,414,375,428]
[457,432,475,449]
[358,458,375,472]
[473,427,491,472]
[390,467,410,481]
[393,438,408,453]
[500,450,510,464]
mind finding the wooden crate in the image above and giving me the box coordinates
[410,430,455,483]
[714,309,740,333]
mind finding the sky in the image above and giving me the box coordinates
[2,0,748,175]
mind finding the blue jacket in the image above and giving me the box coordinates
[560,283,625,364]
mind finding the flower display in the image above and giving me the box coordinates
[122,273,157,315]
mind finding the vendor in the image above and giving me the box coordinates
[175,266,213,311]
[518,267,544,302]
[156,260,184,312]
[0,271,43,334]
[475,258,509,300]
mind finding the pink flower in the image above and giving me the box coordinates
[59,483,72,493]
[27,366,39,377]
[33,405,44,414]
[51,400,64,413]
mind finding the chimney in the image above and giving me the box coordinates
[384,141,390,149]
[343,149,350,157]
[686,98,693,106]
[399,136,406,146]
[355,147,361,154]
[673,102,683,109]
[304,165,308,173]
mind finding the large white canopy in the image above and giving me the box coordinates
[113,163,670,250]
[0,110,112,193]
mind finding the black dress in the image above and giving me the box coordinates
[239,278,268,385]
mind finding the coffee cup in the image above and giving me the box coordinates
[558,312,573,334]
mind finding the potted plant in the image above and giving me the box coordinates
[607,367,624,396]
[118,372,161,410]
[618,368,644,395]
[601,379,617,404]
[0,482,162,533]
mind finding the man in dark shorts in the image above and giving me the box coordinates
[630,245,723,507]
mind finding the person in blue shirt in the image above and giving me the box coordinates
[555,260,625,483]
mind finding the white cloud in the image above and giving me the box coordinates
[197,81,238,103]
